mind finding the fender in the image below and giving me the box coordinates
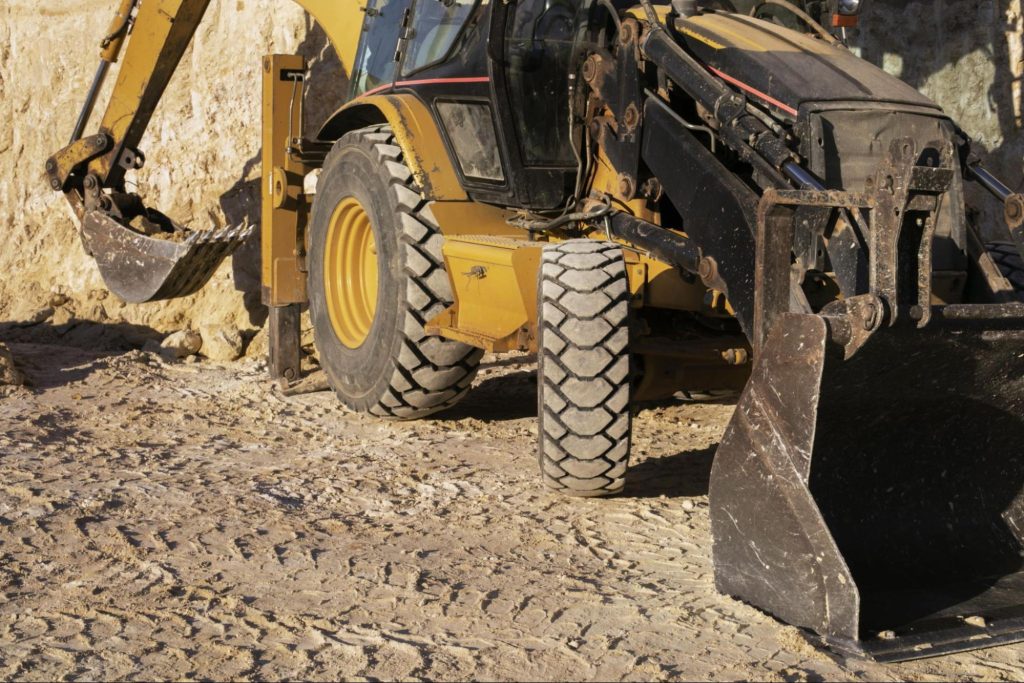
[318,94,468,202]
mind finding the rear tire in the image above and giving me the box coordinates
[537,240,632,497]
[308,125,482,419]
[988,241,1024,295]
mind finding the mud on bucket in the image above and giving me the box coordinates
[710,305,1024,661]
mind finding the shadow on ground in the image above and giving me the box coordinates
[0,319,161,353]
[625,444,717,499]
[432,368,539,423]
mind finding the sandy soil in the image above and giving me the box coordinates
[1,327,1023,681]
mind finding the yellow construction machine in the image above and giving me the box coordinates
[48,0,1024,661]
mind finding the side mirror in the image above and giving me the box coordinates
[830,0,863,28]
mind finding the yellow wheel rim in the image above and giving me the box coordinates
[324,197,379,349]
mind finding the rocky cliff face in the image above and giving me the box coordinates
[0,1,1020,339]
[858,0,1023,232]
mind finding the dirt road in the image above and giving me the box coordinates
[1,330,1023,681]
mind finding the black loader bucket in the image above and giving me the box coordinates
[711,304,1024,661]
[80,209,253,304]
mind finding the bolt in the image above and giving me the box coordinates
[909,305,924,322]
[83,175,97,189]
[93,133,108,147]
[283,367,297,381]
[722,348,749,366]
[618,21,634,45]
[50,178,62,191]
[862,303,879,330]
[618,175,635,198]
[699,256,719,285]
[622,105,639,129]
[582,55,600,83]
[45,159,56,172]
[1006,195,1024,227]
[641,178,663,201]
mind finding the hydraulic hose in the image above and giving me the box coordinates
[636,0,796,184]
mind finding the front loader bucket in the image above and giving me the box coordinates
[711,304,1024,661]
[80,210,253,304]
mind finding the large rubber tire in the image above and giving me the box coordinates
[537,240,632,497]
[989,241,1024,296]
[308,125,482,419]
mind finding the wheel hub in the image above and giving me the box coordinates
[324,197,379,348]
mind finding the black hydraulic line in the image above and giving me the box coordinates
[70,61,111,145]
[782,161,825,190]
[536,203,614,233]
[608,212,702,274]
[968,164,1013,203]
[637,7,798,177]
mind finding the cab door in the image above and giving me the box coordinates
[350,0,413,97]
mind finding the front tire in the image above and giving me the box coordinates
[308,125,482,419]
[537,240,632,497]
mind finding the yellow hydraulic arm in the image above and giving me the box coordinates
[45,0,363,308]
[45,0,252,305]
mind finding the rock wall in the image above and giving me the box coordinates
[857,0,1024,232]
[0,1,1020,338]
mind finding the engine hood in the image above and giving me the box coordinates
[674,12,940,119]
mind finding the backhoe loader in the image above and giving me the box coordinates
[48,0,1024,662]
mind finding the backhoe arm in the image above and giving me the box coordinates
[46,0,251,304]
[89,0,212,190]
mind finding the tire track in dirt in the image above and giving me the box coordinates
[1,342,1023,680]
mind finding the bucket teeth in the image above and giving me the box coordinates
[81,209,256,303]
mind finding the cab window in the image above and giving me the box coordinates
[505,0,578,166]
[351,0,412,97]
[403,0,480,76]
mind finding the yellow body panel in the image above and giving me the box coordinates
[426,236,543,353]
[261,54,310,306]
[428,201,521,237]
[294,0,366,74]
[682,13,834,55]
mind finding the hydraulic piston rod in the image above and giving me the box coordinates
[69,0,136,144]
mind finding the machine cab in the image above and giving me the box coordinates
[342,0,601,211]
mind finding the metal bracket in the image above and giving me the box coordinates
[45,133,111,193]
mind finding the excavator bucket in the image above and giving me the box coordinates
[711,304,1024,661]
[80,209,253,304]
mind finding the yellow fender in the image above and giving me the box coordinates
[318,94,468,202]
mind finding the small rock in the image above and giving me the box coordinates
[964,615,987,628]
[161,330,203,359]
[681,500,695,511]
[200,325,244,361]
[48,292,70,308]
[0,343,24,386]
[51,307,74,327]
[246,325,269,359]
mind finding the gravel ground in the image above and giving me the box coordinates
[1,332,1023,681]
